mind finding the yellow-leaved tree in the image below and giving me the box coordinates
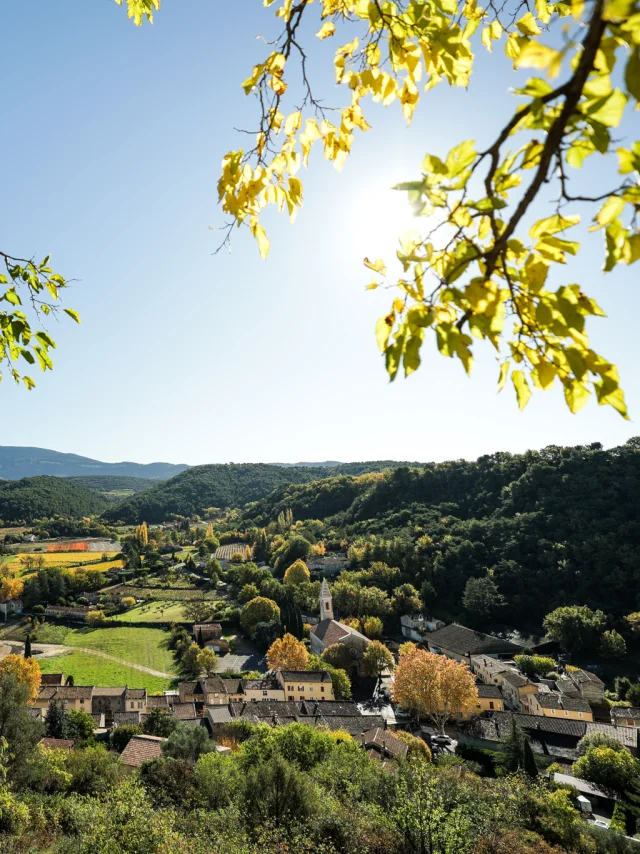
[214,0,640,417]
[283,559,311,585]
[392,644,478,734]
[0,578,24,602]
[267,632,310,670]
[0,654,42,701]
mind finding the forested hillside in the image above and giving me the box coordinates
[102,462,413,524]
[67,475,157,493]
[0,476,108,523]
[245,439,640,626]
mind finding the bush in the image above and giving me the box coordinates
[0,788,29,833]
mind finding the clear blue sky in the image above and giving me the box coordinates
[2,1,638,465]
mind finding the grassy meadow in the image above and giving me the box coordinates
[38,651,173,692]
[118,601,188,623]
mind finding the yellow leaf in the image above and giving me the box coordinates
[364,257,387,275]
[564,379,591,413]
[375,315,393,351]
[512,370,532,410]
[529,213,580,240]
[594,195,625,227]
[250,217,270,259]
[516,41,562,77]
[498,362,510,391]
[316,21,336,39]
[517,12,542,35]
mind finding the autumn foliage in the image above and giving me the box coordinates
[392,645,478,734]
[267,633,309,672]
[283,560,311,585]
[0,653,42,700]
[0,577,24,601]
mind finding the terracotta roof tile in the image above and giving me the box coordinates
[120,734,165,768]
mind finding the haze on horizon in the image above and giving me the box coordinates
[3,1,639,467]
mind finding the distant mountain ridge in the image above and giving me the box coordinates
[0,447,188,481]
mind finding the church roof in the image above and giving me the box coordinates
[310,618,369,646]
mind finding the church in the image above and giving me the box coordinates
[309,579,371,677]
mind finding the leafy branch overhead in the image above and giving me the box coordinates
[218,0,640,417]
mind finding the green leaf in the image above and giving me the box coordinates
[63,308,81,324]
[3,289,21,306]
[35,331,57,349]
[624,47,640,102]
[584,89,628,128]
[595,195,625,227]
[445,140,476,177]
[564,380,591,413]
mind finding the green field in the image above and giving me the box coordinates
[38,651,173,692]
[118,601,188,623]
[116,586,218,601]
[10,624,177,675]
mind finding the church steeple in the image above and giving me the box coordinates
[320,578,334,621]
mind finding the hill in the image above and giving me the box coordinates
[245,439,640,625]
[101,461,412,524]
[0,476,108,523]
[0,446,188,480]
[67,475,157,494]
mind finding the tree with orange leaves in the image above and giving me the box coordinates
[0,654,41,701]
[0,577,24,602]
[392,644,478,735]
[267,633,309,672]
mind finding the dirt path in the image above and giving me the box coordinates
[4,641,175,679]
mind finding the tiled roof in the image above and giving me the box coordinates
[300,700,363,717]
[205,706,234,725]
[502,671,531,689]
[197,677,241,695]
[39,738,74,751]
[41,673,65,686]
[470,711,586,740]
[38,686,59,701]
[611,706,640,719]
[536,693,591,712]
[125,688,147,700]
[28,707,45,719]
[173,703,197,720]
[193,623,222,632]
[471,655,515,674]
[113,711,142,725]
[93,686,126,697]
[310,619,369,645]
[571,669,604,687]
[586,721,638,749]
[361,728,408,758]
[121,734,165,768]
[146,695,170,708]
[241,678,279,691]
[428,624,522,656]
[56,686,94,700]
[553,772,618,801]
[279,670,333,683]
[478,685,503,699]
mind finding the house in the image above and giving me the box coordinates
[586,721,639,756]
[120,734,165,770]
[556,669,606,703]
[44,605,91,621]
[552,772,618,819]
[306,553,349,577]
[309,581,370,677]
[529,692,593,721]
[113,711,143,726]
[471,656,517,686]
[22,534,37,543]
[472,684,505,717]
[41,673,66,687]
[361,727,408,761]
[34,685,94,712]
[275,670,335,702]
[400,614,446,642]
[459,711,587,763]
[611,706,640,728]
[145,695,171,710]
[501,671,539,712]
[193,677,244,706]
[192,623,229,654]
[205,698,387,739]
[241,676,286,701]
[426,624,522,664]
[179,682,198,704]
[0,599,23,620]
[92,687,127,723]
[38,738,74,752]
[172,702,198,721]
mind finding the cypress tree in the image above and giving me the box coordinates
[523,737,538,777]
[45,700,68,739]
[24,634,32,659]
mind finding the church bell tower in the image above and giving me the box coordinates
[320,578,334,621]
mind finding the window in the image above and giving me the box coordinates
[288,685,294,692]
[578,712,583,718]
[550,709,556,715]
[321,687,325,693]
[298,686,303,691]
[489,701,494,710]
[262,691,268,696]
[138,702,142,709]
[564,710,569,716]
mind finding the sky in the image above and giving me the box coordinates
[2,0,639,466]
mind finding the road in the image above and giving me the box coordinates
[4,640,175,679]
